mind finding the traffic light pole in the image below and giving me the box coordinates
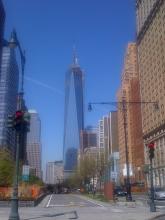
[149,156,156,212]
[8,133,20,220]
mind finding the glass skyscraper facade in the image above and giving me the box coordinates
[63,55,84,176]
[26,110,42,179]
[0,45,19,153]
[0,0,5,65]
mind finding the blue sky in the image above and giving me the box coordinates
[4,0,136,170]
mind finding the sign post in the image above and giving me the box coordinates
[22,165,30,182]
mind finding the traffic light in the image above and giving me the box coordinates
[7,114,14,129]
[23,112,31,132]
[149,148,155,160]
[88,103,92,111]
[14,110,24,131]
[148,142,155,160]
[7,110,30,132]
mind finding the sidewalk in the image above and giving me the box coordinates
[115,196,148,207]
[77,194,165,220]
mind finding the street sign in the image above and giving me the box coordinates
[111,172,117,179]
[22,165,30,181]
[22,175,29,181]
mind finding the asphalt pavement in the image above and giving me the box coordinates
[0,194,165,220]
[46,193,100,208]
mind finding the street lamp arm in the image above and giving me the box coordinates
[88,100,159,111]
[89,100,158,105]
[7,29,26,94]
[89,101,117,105]
[18,44,26,93]
[17,41,26,67]
[12,30,26,94]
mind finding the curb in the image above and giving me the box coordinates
[149,214,165,220]
[116,199,148,207]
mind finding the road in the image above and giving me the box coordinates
[0,194,165,220]
[46,193,100,208]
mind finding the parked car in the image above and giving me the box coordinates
[154,188,165,200]
[114,186,127,197]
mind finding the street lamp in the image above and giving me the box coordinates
[7,30,26,220]
[88,99,158,202]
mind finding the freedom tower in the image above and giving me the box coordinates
[63,52,84,178]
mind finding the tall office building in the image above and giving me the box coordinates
[46,161,63,185]
[136,0,165,186]
[80,126,97,153]
[0,43,19,154]
[63,53,84,177]
[108,112,119,154]
[98,112,119,183]
[98,117,107,150]
[0,0,5,63]
[26,110,42,179]
[98,112,118,156]
[117,43,144,184]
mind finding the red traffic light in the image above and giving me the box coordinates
[148,142,155,149]
[15,110,24,118]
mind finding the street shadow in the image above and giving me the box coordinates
[22,210,78,219]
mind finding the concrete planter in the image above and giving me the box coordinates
[0,193,46,207]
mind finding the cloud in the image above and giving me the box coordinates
[25,76,64,96]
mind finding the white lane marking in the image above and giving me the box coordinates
[48,204,78,207]
[83,198,105,208]
[48,201,83,207]
[110,208,123,213]
[73,194,107,208]
[46,194,53,208]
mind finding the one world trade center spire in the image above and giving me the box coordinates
[63,49,84,178]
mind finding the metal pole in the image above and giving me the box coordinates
[122,99,132,201]
[8,31,25,220]
[8,133,20,220]
[149,157,156,212]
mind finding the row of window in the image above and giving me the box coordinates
[137,0,163,33]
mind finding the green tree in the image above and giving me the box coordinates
[67,171,82,189]
[96,151,108,192]
[63,152,108,193]
[0,149,14,186]
[79,150,108,193]
[77,154,97,192]
[27,175,44,186]
[62,155,97,191]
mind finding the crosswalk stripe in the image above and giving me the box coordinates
[46,194,53,208]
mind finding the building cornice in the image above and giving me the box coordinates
[136,0,142,9]
[143,122,165,140]
[137,0,164,45]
